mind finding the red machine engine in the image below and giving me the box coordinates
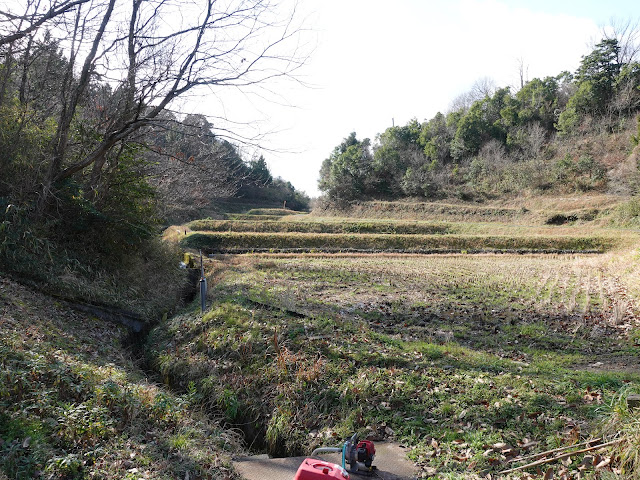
[355,440,375,468]
[294,458,350,480]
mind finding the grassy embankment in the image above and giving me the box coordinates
[147,197,640,478]
[0,277,241,479]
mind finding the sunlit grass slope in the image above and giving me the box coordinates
[0,277,239,479]
[147,253,640,478]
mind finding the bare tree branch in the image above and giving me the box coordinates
[0,0,91,45]
[1,0,309,213]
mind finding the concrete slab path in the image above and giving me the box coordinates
[233,442,418,480]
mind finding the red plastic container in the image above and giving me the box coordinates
[294,458,349,480]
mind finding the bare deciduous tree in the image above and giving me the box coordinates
[516,56,528,90]
[144,113,244,220]
[599,17,640,65]
[0,0,308,212]
[449,76,497,112]
[0,0,92,46]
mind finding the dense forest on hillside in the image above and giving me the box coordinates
[0,0,308,304]
[0,0,310,326]
[144,113,309,222]
[319,34,640,203]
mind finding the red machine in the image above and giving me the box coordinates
[299,433,377,478]
[294,458,350,480]
[352,440,376,470]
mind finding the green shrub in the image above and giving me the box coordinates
[633,116,640,147]
[610,198,640,226]
[0,201,53,277]
[553,154,606,192]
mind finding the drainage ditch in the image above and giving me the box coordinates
[110,267,276,458]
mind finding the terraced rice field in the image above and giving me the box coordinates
[179,209,631,255]
[157,201,640,478]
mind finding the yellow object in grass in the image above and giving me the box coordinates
[183,252,195,268]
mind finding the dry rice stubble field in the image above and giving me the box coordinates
[168,249,640,478]
[232,253,640,366]
[159,202,640,477]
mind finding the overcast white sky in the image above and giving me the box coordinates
[201,0,640,197]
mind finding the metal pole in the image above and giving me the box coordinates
[199,250,207,312]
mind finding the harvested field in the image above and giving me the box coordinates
[156,199,640,478]
[149,248,640,478]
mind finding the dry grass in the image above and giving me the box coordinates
[493,194,628,212]
[181,231,616,254]
[0,276,241,479]
[311,194,630,225]
[312,199,529,222]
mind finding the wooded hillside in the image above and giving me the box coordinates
[0,0,308,300]
[319,34,640,203]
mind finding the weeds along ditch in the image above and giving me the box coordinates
[0,276,241,480]
[146,251,640,478]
